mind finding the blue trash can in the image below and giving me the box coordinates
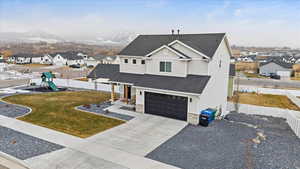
[199,109,217,126]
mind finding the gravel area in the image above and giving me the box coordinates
[0,125,64,160]
[0,101,30,118]
[146,112,300,169]
[77,102,135,121]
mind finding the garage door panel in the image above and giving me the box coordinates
[145,92,187,121]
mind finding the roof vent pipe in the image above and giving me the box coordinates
[177,29,180,35]
[171,29,174,35]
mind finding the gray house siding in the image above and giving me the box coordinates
[259,62,292,76]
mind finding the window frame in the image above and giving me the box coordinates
[132,59,136,64]
[124,59,128,63]
[159,61,172,72]
[141,60,145,64]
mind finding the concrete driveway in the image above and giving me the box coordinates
[87,112,187,156]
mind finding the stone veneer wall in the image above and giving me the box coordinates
[187,113,199,125]
[136,104,144,113]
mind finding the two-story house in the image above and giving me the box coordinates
[88,33,232,124]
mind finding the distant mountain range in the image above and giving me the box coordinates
[0,30,137,46]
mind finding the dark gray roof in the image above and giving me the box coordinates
[13,53,42,58]
[54,52,84,60]
[91,54,108,61]
[89,64,210,94]
[260,60,293,69]
[229,64,235,76]
[119,33,226,58]
[87,64,120,79]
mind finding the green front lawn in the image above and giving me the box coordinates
[2,91,124,138]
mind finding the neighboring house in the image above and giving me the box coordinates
[52,52,84,66]
[8,53,35,64]
[85,55,120,67]
[85,55,107,67]
[88,33,232,124]
[102,55,120,64]
[259,60,293,78]
[8,53,53,64]
[0,59,7,72]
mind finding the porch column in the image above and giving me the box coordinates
[111,83,115,101]
[124,85,128,104]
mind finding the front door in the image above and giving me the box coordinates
[124,85,131,100]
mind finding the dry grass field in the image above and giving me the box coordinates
[229,92,300,111]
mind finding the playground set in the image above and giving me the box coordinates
[41,72,59,91]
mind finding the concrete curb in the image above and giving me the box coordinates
[74,106,127,122]
[0,96,33,118]
[0,151,30,169]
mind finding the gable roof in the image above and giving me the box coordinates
[260,59,293,69]
[54,52,84,60]
[119,33,225,58]
[87,64,120,79]
[88,64,210,94]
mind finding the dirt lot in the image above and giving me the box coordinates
[7,64,91,79]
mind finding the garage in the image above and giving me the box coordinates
[145,92,188,121]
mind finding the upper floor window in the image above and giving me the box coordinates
[124,59,128,63]
[160,61,172,72]
[133,59,136,64]
[141,60,145,64]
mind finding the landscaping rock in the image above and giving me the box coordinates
[0,126,64,160]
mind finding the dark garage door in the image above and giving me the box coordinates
[145,92,188,121]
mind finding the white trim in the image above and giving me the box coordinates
[168,40,210,59]
[118,55,146,59]
[145,45,187,58]
[211,34,232,58]
[134,86,201,97]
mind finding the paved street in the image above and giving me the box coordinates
[0,80,29,89]
[236,77,300,89]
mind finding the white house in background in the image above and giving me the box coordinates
[102,55,120,64]
[8,53,53,64]
[52,52,84,66]
[88,33,232,124]
[259,60,293,79]
[31,54,53,64]
[0,59,7,72]
[85,55,120,67]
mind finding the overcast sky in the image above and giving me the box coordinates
[0,0,300,48]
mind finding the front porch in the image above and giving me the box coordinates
[110,83,136,108]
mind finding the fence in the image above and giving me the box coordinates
[236,85,300,96]
[227,102,300,138]
[30,78,120,93]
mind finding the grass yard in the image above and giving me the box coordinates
[23,63,52,67]
[243,72,267,78]
[2,91,124,138]
[229,92,300,111]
